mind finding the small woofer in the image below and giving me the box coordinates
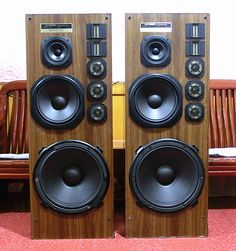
[87,104,107,123]
[31,75,85,129]
[129,138,205,213]
[185,103,204,122]
[129,74,182,128]
[185,58,204,78]
[87,59,107,79]
[141,35,171,67]
[34,140,109,214]
[41,36,72,68]
[87,81,107,101]
[185,80,204,100]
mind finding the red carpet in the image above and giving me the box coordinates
[0,209,236,251]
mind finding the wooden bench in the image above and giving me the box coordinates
[1,80,236,180]
[209,79,236,176]
[0,80,29,179]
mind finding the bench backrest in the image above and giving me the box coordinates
[0,80,28,154]
[0,79,235,152]
[209,79,236,148]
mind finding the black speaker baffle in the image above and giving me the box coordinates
[129,74,182,128]
[129,138,205,213]
[185,103,204,122]
[41,36,72,68]
[87,103,107,123]
[141,35,171,67]
[185,58,204,78]
[87,81,107,101]
[185,80,204,100]
[34,140,109,214]
[87,58,107,79]
[31,75,85,129]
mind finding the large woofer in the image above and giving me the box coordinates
[34,140,109,214]
[31,75,84,129]
[41,36,72,68]
[141,35,171,67]
[129,139,205,213]
[129,74,182,128]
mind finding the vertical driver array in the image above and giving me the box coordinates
[25,13,113,239]
[125,13,210,238]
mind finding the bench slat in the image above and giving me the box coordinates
[209,80,236,176]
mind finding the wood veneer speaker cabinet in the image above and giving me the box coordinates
[25,14,113,239]
[125,13,210,237]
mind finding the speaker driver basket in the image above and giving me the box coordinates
[87,81,107,101]
[41,36,72,68]
[34,140,109,214]
[87,103,107,123]
[141,35,171,67]
[129,74,182,128]
[129,138,205,213]
[31,75,85,129]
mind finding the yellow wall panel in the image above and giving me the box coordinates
[112,82,125,149]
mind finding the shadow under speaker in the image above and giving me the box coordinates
[125,13,210,237]
[26,13,113,239]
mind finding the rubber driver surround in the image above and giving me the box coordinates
[34,140,109,214]
[129,138,205,213]
[129,74,183,128]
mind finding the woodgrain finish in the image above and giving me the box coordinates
[25,14,113,239]
[125,13,209,237]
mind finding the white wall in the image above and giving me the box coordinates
[1,0,236,81]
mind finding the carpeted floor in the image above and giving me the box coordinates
[0,208,236,251]
[0,181,236,250]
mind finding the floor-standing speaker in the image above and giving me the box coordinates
[25,14,113,239]
[125,13,210,237]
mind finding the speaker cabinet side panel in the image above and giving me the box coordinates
[26,14,113,239]
[125,13,209,237]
